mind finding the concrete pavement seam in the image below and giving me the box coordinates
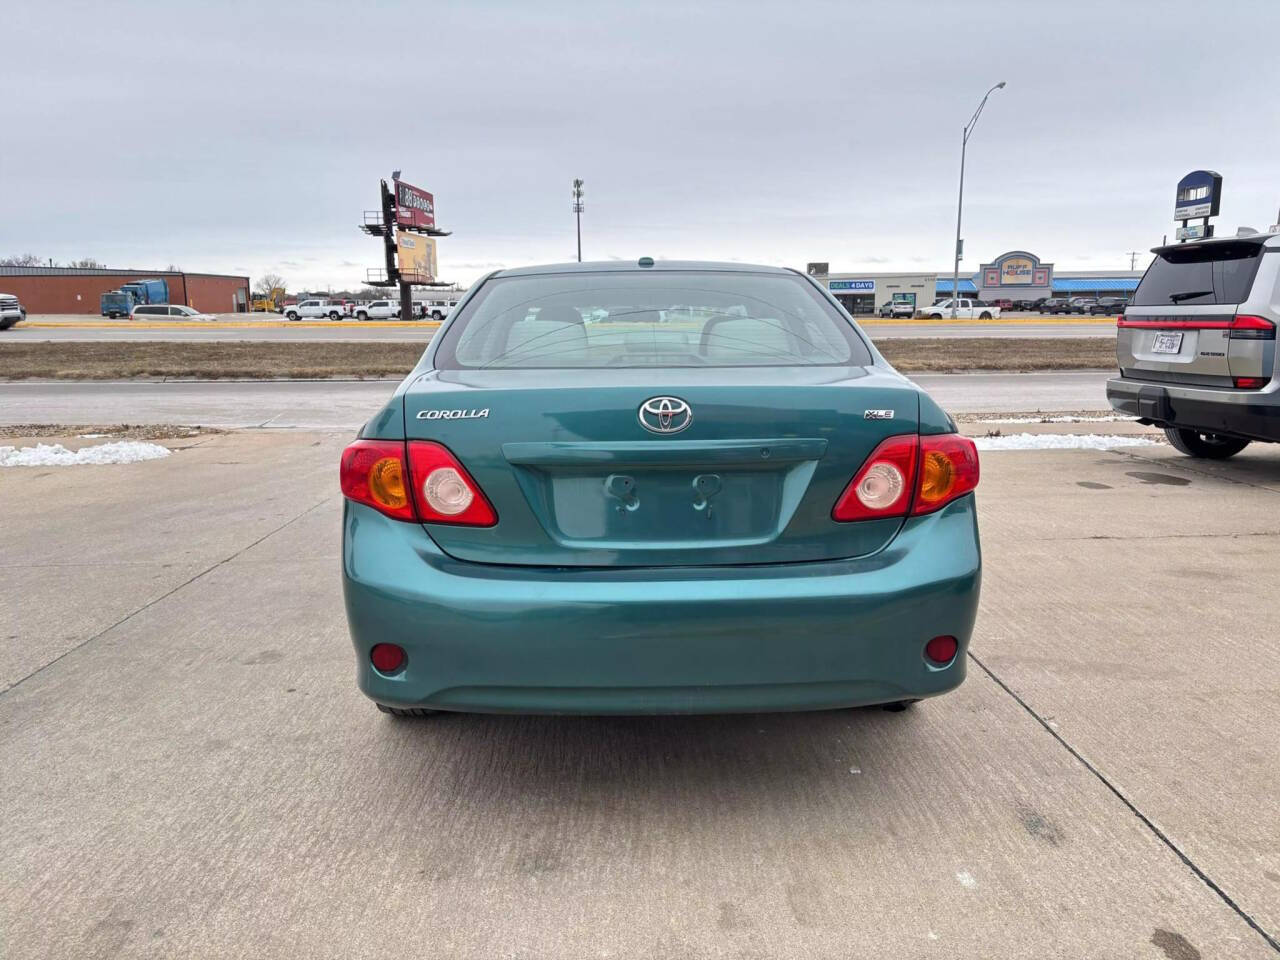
[0,496,334,698]
[967,651,1280,954]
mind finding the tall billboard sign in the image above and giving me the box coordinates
[394,179,436,230]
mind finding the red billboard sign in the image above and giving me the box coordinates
[394,179,435,230]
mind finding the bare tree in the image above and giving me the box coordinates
[254,272,286,295]
[0,254,46,267]
[68,258,105,269]
[165,263,183,272]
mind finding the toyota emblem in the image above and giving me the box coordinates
[638,396,693,434]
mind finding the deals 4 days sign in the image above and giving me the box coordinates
[394,179,435,230]
[397,232,437,283]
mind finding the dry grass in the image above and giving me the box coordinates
[0,337,1115,380]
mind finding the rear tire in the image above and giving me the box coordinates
[328,311,341,321]
[978,311,992,319]
[1164,428,1250,459]
[376,703,438,718]
[882,699,921,712]
[431,310,444,321]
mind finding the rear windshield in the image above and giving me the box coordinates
[1132,241,1266,306]
[435,270,872,369]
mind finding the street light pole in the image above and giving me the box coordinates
[951,81,1005,319]
[572,178,584,262]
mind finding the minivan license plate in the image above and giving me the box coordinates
[1151,332,1184,355]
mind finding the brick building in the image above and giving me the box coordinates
[0,266,250,315]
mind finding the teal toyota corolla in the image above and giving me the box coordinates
[341,261,981,717]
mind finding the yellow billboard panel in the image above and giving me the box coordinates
[397,232,437,284]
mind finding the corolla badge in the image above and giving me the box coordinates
[638,396,693,434]
[416,408,489,420]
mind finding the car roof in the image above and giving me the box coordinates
[490,259,797,279]
[1152,231,1280,255]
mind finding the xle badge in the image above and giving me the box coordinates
[863,409,894,420]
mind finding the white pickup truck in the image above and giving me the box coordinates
[918,298,1000,320]
[354,300,401,320]
[0,291,26,330]
[284,298,345,321]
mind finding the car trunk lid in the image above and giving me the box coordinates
[403,367,921,567]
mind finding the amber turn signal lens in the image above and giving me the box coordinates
[918,450,956,503]
[368,456,407,510]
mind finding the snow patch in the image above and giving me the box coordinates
[955,871,977,889]
[978,415,1135,424]
[0,441,172,467]
[974,433,1158,452]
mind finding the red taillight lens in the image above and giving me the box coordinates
[406,441,497,526]
[370,643,405,673]
[924,635,958,665]
[915,433,980,514]
[1233,376,1267,389]
[832,434,918,521]
[340,439,415,521]
[341,440,497,526]
[833,433,980,523]
[1227,315,1276,340]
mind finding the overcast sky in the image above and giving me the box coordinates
[5,0,1279,291]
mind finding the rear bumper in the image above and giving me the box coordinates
[342,498,982,715]
[1106,376,1280,443]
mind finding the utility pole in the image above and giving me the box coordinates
[951,82,1005,318]
[1126,251,1141,270]
[572,179,584,262]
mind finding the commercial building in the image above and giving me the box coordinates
[824,249,1144,314]
[0,266,250,315]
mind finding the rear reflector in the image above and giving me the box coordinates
[1233,376,1267,389]
[833,433,979,522]
[924,635,958,665]
[370,643,405,673]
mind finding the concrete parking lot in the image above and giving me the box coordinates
[2,428,1278,958]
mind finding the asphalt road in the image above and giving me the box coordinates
[3,430,1278,958]
[9,315,1113,341]
[0,372,1114,428]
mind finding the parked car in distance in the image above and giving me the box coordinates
[130,304,217,321]
[1090,297,1129,315]
[1012,298,1048,311]
[1067,297,1097,314]
[285,298,345,321]
[918,298,1000,320]
[0,291,26,330]
[421,298,460,321]
[355,300,401,320]
[1107,233,1280,459]
[877,299,916,318]
[1038,297,1074,314]
[340,259,981,718]
[990,298,1014,310]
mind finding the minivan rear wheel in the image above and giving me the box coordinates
[1164,427,1250,459]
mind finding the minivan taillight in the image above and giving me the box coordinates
[833,433,979,522]
[340,439,497,526]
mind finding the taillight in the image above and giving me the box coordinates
[340,439,497,526]
[832,435,918,521]
[833,433,979,522]
[915,433,981,514]
[1227,315,1276,340]
[406,441,497,526]
[1233,376,1267,389]
[340,439,415,521]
